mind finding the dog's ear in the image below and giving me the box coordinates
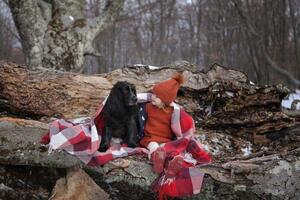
[129,83,137,95]
[106,82,125,110]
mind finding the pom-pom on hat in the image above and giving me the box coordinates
[152,73,185,105]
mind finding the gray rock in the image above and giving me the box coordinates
[0,120,299,200]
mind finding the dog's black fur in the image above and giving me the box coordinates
[99,81,139,152]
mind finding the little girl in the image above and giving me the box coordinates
[140,73,211,175]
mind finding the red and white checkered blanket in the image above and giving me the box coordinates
[42,93,211,199]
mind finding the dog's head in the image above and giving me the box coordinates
[110,81,137,106]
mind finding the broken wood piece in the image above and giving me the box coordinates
[221,162,260,174]
[49,167,110,200]
[0,117,48,130]
[110,159,131,168]
[199,166,236,184]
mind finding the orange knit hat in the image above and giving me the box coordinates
[152,73,185,105]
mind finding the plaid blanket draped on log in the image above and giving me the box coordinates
[44,93,211,198]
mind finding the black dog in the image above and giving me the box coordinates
[99,81,139,152]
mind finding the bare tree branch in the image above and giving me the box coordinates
[231,0,300,88]
[84,47,102,58]
[288,0,300,66]
[261,45,300,88]
[85,0,124,40]
[231,0,259,38]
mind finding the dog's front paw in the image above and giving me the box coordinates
[127,141,137,148]
[99,144,108,152]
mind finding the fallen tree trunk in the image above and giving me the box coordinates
[0,60,247,119]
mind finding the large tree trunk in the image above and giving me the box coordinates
[0,60,248,119]
[8,0,124,71]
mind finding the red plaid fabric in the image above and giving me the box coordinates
[150,136,211,199]
[46,94,150,165]
[152,167,204,200]
[42,93,211,198]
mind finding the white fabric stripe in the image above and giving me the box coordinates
[137,93,152,102]
[147,141,160,159]
[171,123,182,138]
[76,154,93,164]
[66,149,93,156]
[170,102,182,138]
[189,167,204,194]
[147,142,159,153]
[58,119,73,128]
[90,124,99,152]
[69,117,90,124]
[49,133,69,150]
[112,147,129,157]
[183,153,197,165]
[102,96,108,105]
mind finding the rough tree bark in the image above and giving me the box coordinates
[8,0,124,71]
[0,60,247,119]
